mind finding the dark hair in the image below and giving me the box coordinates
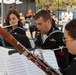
[5,10,23,27]
[10,6,12,8]
[34,10,52,22]
[65,19,76,38]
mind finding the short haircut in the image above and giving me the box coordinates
[34,10,52,22]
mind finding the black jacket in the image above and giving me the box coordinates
[4,27,31,48]
[63,58,76,75]
[35,25,69,72]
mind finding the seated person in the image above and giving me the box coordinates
[34,10,69,72]
[4,10,23,32]
[4,33,31,48]
[62,19,76,75]
[4,27,31,48]
[11,27,26,35]
[19,12,25,21]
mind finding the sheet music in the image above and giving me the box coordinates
[5,49,59,75]
[5,53,45,75]
[0,46,14,75]
[35,49,59,70]
[42,50,59,70]
[22,55,45,75]
[5,53,28,75]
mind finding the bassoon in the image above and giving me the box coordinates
[0,26,62,75]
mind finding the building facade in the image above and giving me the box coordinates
[0,0,36,19]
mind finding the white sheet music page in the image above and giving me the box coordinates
[0,46,14,75]
[22,54,45,75]
[42,49,59,70]
[6,52,45,75]
[5,53,28,75]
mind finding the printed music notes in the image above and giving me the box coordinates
[42,50,59,70]
[34,49,59,70]
[23,55,45,75]
[5,53,45,75]
[4,49,59,75]
[0,46,14,75]
[6,53,28,75]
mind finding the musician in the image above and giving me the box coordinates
[5,9,23,32]
[3,10,31,48]
[62,19,76,75]
[34,10,69,72]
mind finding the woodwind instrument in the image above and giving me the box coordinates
[3,23,18,28]
[0,26,62,75]
[35,31,41,37]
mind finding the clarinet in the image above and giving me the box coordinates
[0,27,62,75]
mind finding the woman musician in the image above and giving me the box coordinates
[1,10,31,48]
[62,19,76,75]
[4,9,23,33]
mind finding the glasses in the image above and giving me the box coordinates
[62,38,75,43]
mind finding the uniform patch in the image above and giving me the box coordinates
[58,51,65,56]
[50,38,56,42]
